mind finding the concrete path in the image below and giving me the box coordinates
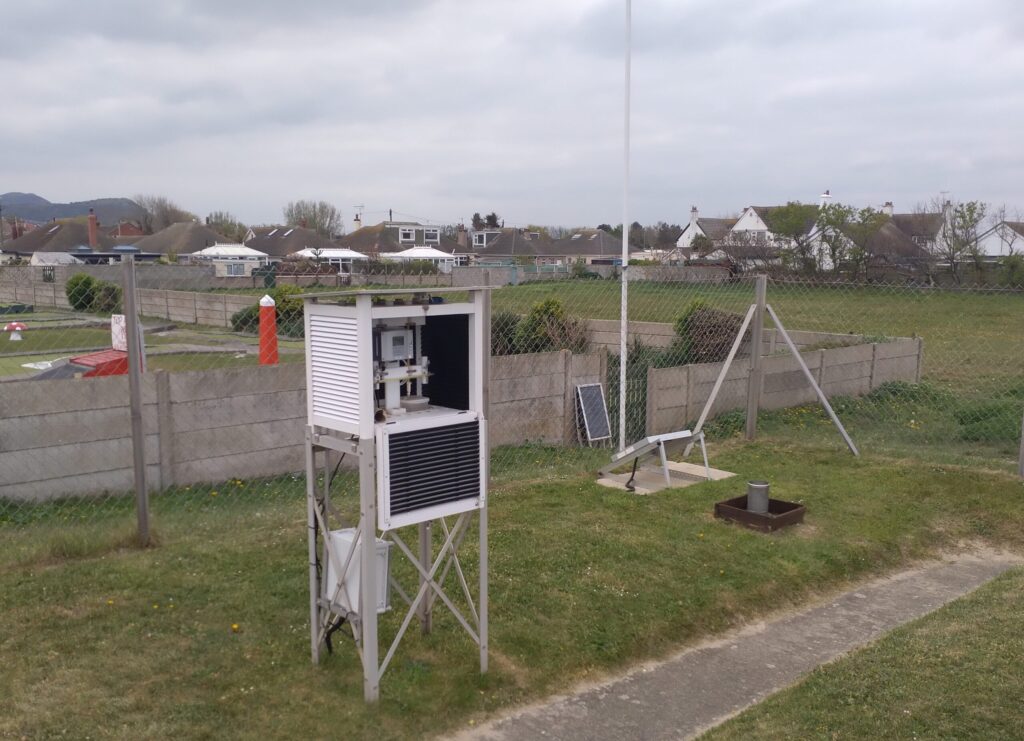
[459,549,1021,741]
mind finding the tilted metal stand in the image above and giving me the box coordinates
[305,429,488,703]
[683,299,859,458]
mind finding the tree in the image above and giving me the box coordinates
[655,222,683,248]
[844,206,889,279]
[471,212,485,231]
[815,203,856,273]
[206,211,247,242]
[134,194,197,233]
[690,233,714,257]
[283,200,342,238]
[989,205,1023,257]
[484,212,501,229]
[935,200,987,284]
[596,223,614,233]
[766,202,819,274]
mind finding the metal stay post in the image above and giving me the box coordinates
[745,275,767,440]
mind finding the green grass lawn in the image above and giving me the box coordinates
[0,326,112,354]
[3,441,1024,739]
[493,279,1024,393]
[703,566,1024,740]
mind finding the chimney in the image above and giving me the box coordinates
[456,223,467,248]
[690,205,699,225]
[87,208,98,249]
[819,189,832,209]
[352,214,362,232]
[882,201,894,217]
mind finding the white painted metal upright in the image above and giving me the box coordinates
[301,287,491,703]
[618,0,632,452]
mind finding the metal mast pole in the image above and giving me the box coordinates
[618,0,631,451]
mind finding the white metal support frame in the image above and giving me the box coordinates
[302,287,491,704]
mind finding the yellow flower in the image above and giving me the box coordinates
[231,623,240,633]
[153,604,159,609]
[211,491,218,497]
[106,599,114,606]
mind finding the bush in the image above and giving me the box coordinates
[231,285,305,338]
[513,298,589,354]
[670,299,744,365]
[89,281,122,314]
[66,274,96,311]
[491,311,521,356]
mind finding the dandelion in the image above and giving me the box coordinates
[106,599,114,606]
[698,532,704,539]
[211,491,218,497]
[231,623,241,633]
[153,604,159,609]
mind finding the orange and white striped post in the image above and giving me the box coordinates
[259,294,279,365]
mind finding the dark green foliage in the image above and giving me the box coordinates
[954,400,1021,443]
[65,273,96,311]
[513,298,588,355]
[671,300,744,365]
[491,310,521,356]
[230,285,305,338]
[89,281,122,314]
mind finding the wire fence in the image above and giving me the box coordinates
[1,260,1022,556]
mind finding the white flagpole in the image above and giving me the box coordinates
[618,0,631,451]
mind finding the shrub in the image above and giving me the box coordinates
[512,298,589,355]
[491,311,521,356]
[89,281,122,314]
[231,285,305,338]
[670,299,744,365]
[65,273,96,311]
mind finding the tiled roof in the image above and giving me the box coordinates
[4,220,115,254]
[246,225,340,257]
[133,222,228,255]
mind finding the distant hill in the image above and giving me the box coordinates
[0,192,147,226]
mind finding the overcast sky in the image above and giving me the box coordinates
[3,0,1023,228]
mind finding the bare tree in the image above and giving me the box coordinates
[206,210,248,242]
[933,199,987,284]
[283,200,342,238]
[134,194,197,233]
[988,205,1023,257]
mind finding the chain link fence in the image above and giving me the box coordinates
[1,260,1022,561]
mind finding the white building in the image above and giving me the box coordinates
[382,246,457,273]
[976,221,1024,258]
[189,243,271,276]
[290,247,367,273]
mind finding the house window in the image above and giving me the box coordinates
[423,229,439,243]
[399,228,415,243]
[226,262,245,276]
[473,233,486,246]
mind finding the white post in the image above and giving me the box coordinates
[359,437,379,702]
[618,0,632,452]
[305,430,321,664]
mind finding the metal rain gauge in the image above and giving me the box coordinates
[301,287,491,702]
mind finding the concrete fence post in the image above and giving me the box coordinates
[869,342,879,390]
[156,370,174,490]
[915,337,924,383]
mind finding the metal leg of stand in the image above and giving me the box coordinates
[418,520,433,635]
[699,432,711,480]
[305,430,320,664]
[658,440,671,486]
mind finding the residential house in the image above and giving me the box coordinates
[245,225,340,259]
[340,216,459,259]
[381,246,457,273]
[542,229,630,266]
[289,247,368,273]
[976,221,1024,258]
[189,244,271,277]
[3,210,115,258]
[464,227,552,265]
[134,221,229,257]
[675,207,738,254]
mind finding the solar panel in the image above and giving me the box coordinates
[576,383,611,442]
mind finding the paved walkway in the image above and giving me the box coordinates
[459,549,1021,741]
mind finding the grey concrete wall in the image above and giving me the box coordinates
[1,350,607,502]
[646,337,923,435]
[136,289,257,327]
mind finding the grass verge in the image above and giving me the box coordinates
[2,442,1023,739]
[702,566,1024,740]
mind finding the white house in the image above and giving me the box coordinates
[976,221,1024,258]
[290,247,367,273]
[382,245,457,273]
[189,243,271,276]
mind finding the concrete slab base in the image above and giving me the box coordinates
[597,460,736,495]
[457,548,1022,741]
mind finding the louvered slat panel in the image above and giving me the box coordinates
[309,314,360,427]
[385,421,480,515]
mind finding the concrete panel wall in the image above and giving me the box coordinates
[1,349,607,502]
[646,337,923,435]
